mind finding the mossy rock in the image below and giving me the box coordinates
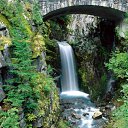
[31,34,45,58]
[0,36,11,50]
[0,14,12,31]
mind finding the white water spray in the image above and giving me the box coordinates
[58,41,78,92]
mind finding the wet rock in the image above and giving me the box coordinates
[0,84,5,102]
[60,95,106,128]
[20,119,26,128]
[40,52,47,73]
[100,104,116,118]
[3,46,11,63]
[92,111,102,119]
[34,117,43,127]
[105,104,116,111]
[0,51,6,68]
[71,120,77,125]
[71,112,81,119]
[83,112,89,117]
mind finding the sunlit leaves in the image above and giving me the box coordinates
[31,34,45,58]
[0,36,12,50]
[106,52,128,78]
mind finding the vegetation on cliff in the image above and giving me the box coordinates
[0,0,127,128]
[106,17,128,128]
[0,0,62,127]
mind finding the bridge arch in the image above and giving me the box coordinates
[40,0,127,22]
[42,5,126,23]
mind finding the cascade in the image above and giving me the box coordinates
[58,41,78,92]
[106,76,115,93]
[58,41,106,128]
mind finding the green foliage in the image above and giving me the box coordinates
[107,118,128,128]
[58,119,70,128]
[106,51,128,78]
[2,0,33,38]
[0,108,19,128]
[3,40,39,117]
[108,83,128,127]
[0,36,11,50]
[106,15,128,128]
[32,2,43,25]
[89,73,107,100]
[0,0,60,127]
[0,1,62,128]
[31,34,45,58]
[0,14,12,30]
[46,15,71,40]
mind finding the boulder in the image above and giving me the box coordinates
[92,111,102,119]
[71,112,81,119]
[83,112,89,117]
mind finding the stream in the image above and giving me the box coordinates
[60,91,107,128]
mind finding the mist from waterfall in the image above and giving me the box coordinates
[58,41,78,92]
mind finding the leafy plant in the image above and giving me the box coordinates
[0,0,61,127]
[106,51,128,78]
[0,108,19,128]
[106,15,128,128]
[58,119,71,128]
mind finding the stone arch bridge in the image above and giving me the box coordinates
[39,0,128,22]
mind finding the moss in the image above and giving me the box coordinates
[30,73,60,127]
[106,118,128,128]
[89,73,107,101]
[47,15,72,41]
[0,36,12,50]
[0,1,62,128]
[58,119,70,128]
[0,14,12,31]
[30,34,45,58]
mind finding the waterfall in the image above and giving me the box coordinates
[58,41,78,92]
[58,41,106,128]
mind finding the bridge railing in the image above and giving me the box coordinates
[39,0,128,15]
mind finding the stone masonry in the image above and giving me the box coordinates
[39,0,128,15]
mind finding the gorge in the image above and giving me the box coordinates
[0,0,128,128]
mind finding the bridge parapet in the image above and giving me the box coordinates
[39,0,128,15]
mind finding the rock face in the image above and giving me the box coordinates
[92,111,102,119]
[67,14,116,100]
[118,19,128,39]
[0,84,5,102]
[0,22,60,128]
[0,23,10,102]
[0,51,6,68]
[0,23,9,68]
[33,51,47,73]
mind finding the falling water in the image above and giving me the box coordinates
[106,76,115,94]
[58,41,106,128]
[58,41,78,92]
